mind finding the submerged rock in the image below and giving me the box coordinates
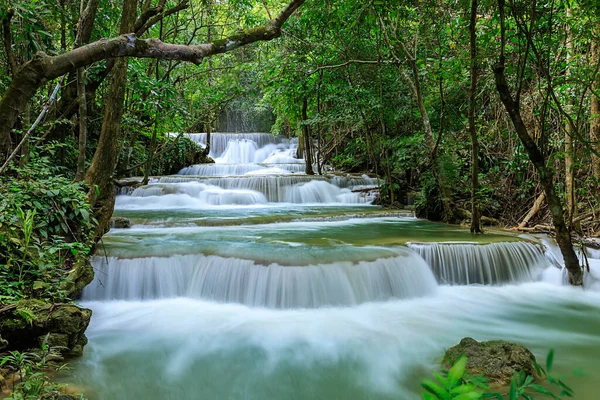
[0,300,91,358]
[443,337,538,387]
[110,217,131,229]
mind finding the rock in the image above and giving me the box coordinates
[443,337,539,387]
[0,300,92,358]
[0,334,7,350]
[44,353,65,363]
[39,333,70,349]
[110,217,131,229]
[62,259,94,299]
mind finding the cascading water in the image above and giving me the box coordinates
[121,132,377,206]
[83,249,438,308]
[407,241,547,285]
[73,132,600,400]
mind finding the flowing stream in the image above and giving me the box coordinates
[72,133,600,399]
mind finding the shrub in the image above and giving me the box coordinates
[0,156,97,302]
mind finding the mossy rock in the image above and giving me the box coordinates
[0,300,91,358]
[443,337,539,387]
[62,259,94,298]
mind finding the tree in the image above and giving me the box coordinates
[0,0,306,160]
[493,0,582,285]
[468,0,482,233]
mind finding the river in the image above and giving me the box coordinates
[70,133,600,399]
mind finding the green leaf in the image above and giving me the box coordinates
[546,350,554,372]
[528,384,556,398]
[32,281,47,290]
[448,356,467,387]
[451,384,476,395]
[509,379,517,400]
[422,379,447,397]
[454,392,482,400]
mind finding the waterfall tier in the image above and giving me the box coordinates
[179,163,306,176]
[83,249,438,308]
[407,241,547,285]
[119,176,377,206]
[181,133,294,159]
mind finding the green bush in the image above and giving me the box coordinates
[0,156,97,302]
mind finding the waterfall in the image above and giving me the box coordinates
[83,249,438,308]
[407,241,548,285]
[181,133,289,158]
[179,163,306,176]
[123,176,376,205]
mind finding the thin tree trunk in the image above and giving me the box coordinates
[1,10,17,76]
[591,24,600,194]
[302,96,314,175]
[316,71,323,175]
[564,8,577,226]
[400,65,454,221]
[469,0,482,233]
[494,0,582,285]
[85,0,138,237]
[205,1,213,157]
[74,66,87,181]
[143,113,159,185]
[19,104,30,167]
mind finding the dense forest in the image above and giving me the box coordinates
[1,0,600,398]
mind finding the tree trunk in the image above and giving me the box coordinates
[1,10,17,76]
[494,60,583,286]
[591,24,600,194]
[84,0,138,236]
[564,8,577,226]
[468,0,482,233]
[302,96,314,175]
[74,66,87,181]
[316,71,323,175]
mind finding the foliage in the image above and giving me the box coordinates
[0,335,82,400]
[422,351,575,400]
[0,152,97,302]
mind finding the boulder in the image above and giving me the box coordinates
[443,337,539,387]
[62,259,94,298]
[110,217,131,229]
[0,300,91,358]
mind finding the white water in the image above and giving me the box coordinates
[120,133,376,206]
[181,133,286,158]
[77,283,600,400]
[407,241,547,285]
[179,163,305,176]
[74,132,600,399]
[83,249,438,307]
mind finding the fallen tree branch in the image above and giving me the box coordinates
[518,192,545,228]
[0,76,66,174]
